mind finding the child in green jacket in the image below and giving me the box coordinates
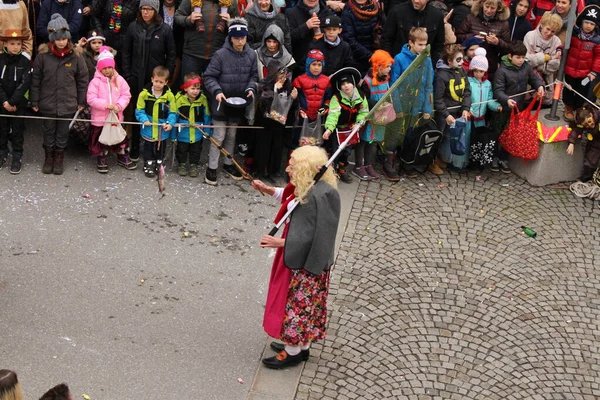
[323,67,369,184]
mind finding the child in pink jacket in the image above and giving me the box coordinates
[86,46,133,173]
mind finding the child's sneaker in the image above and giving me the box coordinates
[189,164,199,178]
[223,164,243,181]
[117,153,137,170]
[490,158,500,172]
[499,160,511,174]
[10,157,21,174]
[178,163,188,176]
[97,155,109,173]
[352,166,370,180]
[205,167,217,185]
[365,165,380,179]
[144,160,155,177]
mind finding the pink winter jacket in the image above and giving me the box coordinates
[87,70,132,126]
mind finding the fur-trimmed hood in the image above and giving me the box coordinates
[37,42,83,56]
[471,0,510,21]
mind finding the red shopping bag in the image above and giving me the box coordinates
[499,98,541,160]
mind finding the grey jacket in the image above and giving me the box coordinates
[30,43,88,116]
[284,181,341,275]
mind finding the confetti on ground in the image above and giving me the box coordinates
[183,232,189,238]
[140,279,145,284]
[237,378,244,384]
[475,175,483,181]
[480,209,485,214]
[82,395,91,400]
[488,286,495,291]
[82,193,92,199]
[365,227,370,231]
[437,184,446,188]
[397,196,402,200]
[501,183,510,187]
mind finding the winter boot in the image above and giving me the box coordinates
[10,153,22,174]
[337,162,353,184]
[53,148,65,175]
[382,153,400,182]
[97,155,109,173]
[42,146,54,174]
[189,164,199,178]
[117,153,137,170]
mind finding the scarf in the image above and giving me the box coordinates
[49,41,72,59]
[348,0,378,21]
[308,3,320,14]
[324,36,341,46]
[274,183,296,224]
[578,29,596,41]
[248,3,278,19]
[109,0,123,33]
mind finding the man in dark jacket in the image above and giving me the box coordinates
[37,0,83,42]
[310,15,357,76]
[203,17,258,185]
[381,0,445,61]
[285,0,332,77]
[175,0,238,77]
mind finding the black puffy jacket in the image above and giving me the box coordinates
[0,52,31,108]
[285,0,332,72]
[340,0,380,73]
[381,1,445,61]
[121,21,177,96]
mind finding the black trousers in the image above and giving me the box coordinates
[254,115,285,175]
[143,140,166,162]
[0,110,25,156]
[176,141,203,165]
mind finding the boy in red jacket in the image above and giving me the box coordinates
[563,5,600,121]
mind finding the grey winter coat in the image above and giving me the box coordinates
[174,0,238,61]
[30,43,88,116]
[284,180,341,275]
[203,39,258,120]
[245,0,291,52]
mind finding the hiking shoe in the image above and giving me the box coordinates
[97,156,109,173]
[189,164,199,178]
[339,170,353,184]
[10,158,21,174]
[382,165,400,181]
[499,160,511,174]
[0,157,6,170]
[117,153,137,170]
[223,164,243,181]
[428,163,444,175]
[205,167,217,185]
[365,165,380,179]
[352,166,370,181]
[144,161,155,177]
[490,158,500,172]
[178,163,188,176]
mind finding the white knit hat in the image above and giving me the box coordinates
[469,48,489,72]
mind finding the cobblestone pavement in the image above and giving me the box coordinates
[295,171,600,400]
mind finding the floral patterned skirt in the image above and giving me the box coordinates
[279,268,330,346]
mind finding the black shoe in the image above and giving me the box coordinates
[262,350,305,370]
[10,158,21,174]
[338,170,353,184]
[223,164,243,181]
[205,167,217,185]
[144,161,155,177]
[269,342,310,361]
[382,165,400,182]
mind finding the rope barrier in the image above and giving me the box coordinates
[555,79,600,111]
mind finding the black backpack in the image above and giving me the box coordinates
[399,119,443,166]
